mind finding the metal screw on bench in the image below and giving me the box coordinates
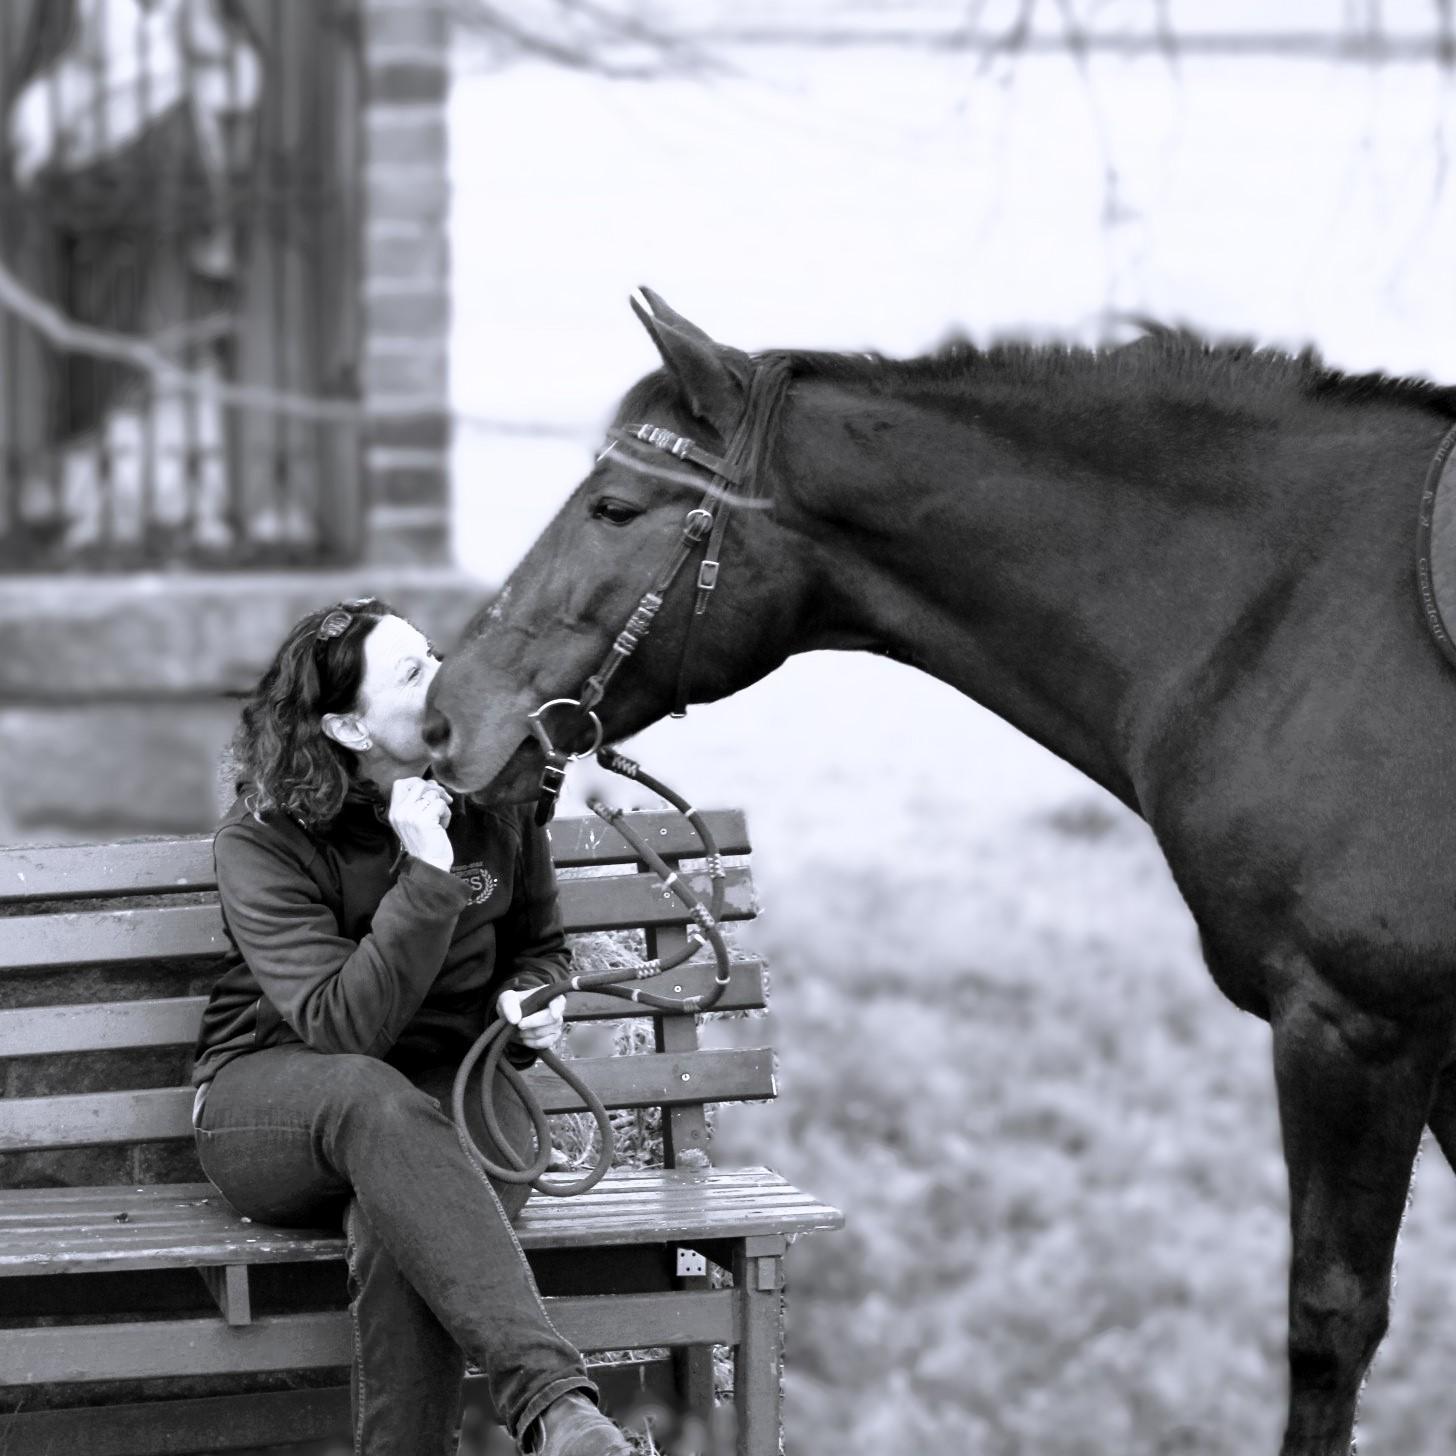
[450,744,734,1198]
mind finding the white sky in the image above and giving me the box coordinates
[444,16,1456,825]
[451,34,1456,578]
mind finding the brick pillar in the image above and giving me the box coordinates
[361,0,454,565]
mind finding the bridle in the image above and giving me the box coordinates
[526,411,756,826]
[451,410,760,1198]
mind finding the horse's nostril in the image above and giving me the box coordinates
[422,707,451,751]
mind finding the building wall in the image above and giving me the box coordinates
[0,0,479,846]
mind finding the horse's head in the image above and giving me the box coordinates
[425,290,827,801]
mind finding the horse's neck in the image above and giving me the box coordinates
[778,380,1424,811]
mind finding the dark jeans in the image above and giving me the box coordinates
[194,1045,595,1455]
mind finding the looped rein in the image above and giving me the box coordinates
[450,748,733,1197]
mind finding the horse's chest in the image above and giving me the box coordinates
[1198,938,1274,1020]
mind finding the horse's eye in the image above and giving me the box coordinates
[591,498,642,527]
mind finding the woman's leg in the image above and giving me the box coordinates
[195,1046,596,1452]
[344,1197,467,1456]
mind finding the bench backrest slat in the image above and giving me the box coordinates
[0,812,749,902]
[0,868,756,972]
[0,811,767,1188]
[0,963,769,1057]
[0,1049,777,1152]
[0,997,203,1057]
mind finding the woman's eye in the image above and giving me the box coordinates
[591,498,642,526]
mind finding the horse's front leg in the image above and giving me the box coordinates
[1271,985,1440,1456]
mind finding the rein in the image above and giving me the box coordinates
[451,414,755,1197]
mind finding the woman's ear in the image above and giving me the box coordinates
[321,712,371,753]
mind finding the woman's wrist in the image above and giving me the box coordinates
[398,829,453,872]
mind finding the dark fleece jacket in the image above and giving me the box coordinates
[191,784,569,1087]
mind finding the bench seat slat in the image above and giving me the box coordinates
[0,1049,777,1152]
[0,812,751,902]
[0,963,768,1056]
[0,1164,808,1217]
[0,1170,843,1274]
[0,868,756,970]
[0,1292,740,1385]
[0,1167,830,1226]
[0,1188,837,1257]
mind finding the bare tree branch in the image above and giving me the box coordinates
[666,24,1456,63]
[447,0,717,80]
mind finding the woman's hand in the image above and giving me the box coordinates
[388,777,454,872]
[497,986,567,1053]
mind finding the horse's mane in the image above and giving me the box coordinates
[623,326,1456,495]
[767,327,1456,417]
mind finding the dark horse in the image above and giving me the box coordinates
[425,289,1456,1455]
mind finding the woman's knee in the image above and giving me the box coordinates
[329,1055,447,1135]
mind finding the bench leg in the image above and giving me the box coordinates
[733,1235,787,1456]
[672,1297,718,1420]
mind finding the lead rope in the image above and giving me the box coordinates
[450,747,733,1197]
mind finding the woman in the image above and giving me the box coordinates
[190,598,630,1456]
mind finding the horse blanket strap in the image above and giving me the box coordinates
[1415,420,1456,671]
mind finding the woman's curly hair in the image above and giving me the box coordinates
[232,598,401,828]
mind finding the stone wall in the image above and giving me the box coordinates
[0,569,485,842]
[0,1,479,846]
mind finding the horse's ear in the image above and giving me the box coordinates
[635,287,716,343]
[631,288,748,430]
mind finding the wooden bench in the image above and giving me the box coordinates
[0,810,842,1456]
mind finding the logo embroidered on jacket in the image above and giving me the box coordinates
[453,861,498,905]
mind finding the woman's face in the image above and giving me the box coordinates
[353,615,442,769]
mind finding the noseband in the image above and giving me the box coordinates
[527,415,753,825]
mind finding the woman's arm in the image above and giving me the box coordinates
[214,821,472,1057]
